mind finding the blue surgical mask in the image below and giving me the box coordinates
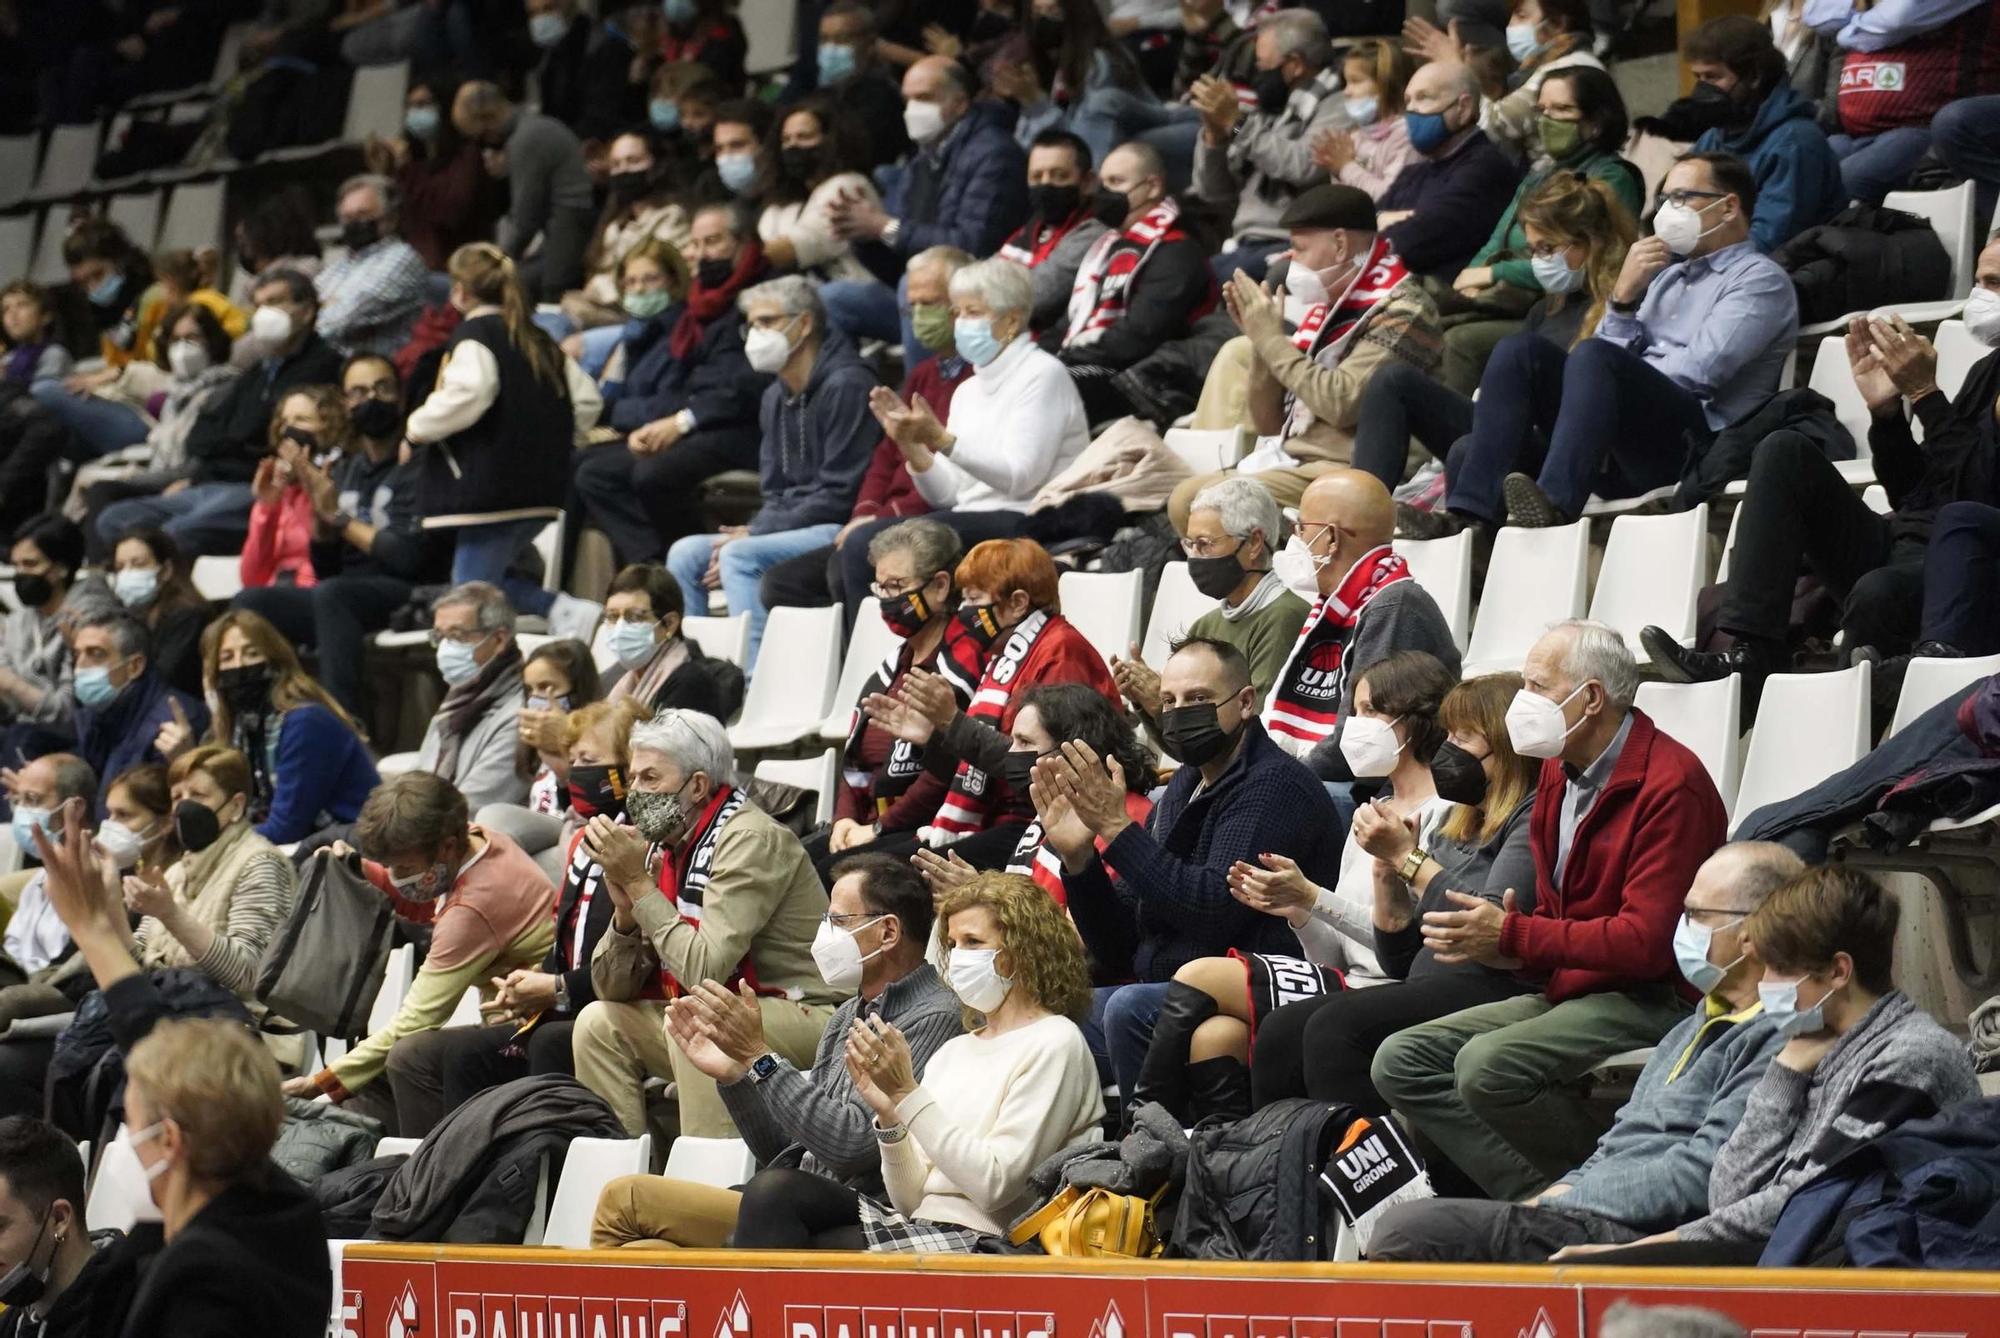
[87,273,123,308]
[662,0,697,24]
[649,99,681,132]
[1505,21,1543,62]
[817,42,856,84]
[1405,108,1454,154]
[405,105,440,139]
[74,665,120,708]
[113,566,160,608]
[1530,250,1586,294]
[9,806,54,856]
[1672,912,1744,996]
[1758,976,1837,1038]
[436,638,482,686]
[716,152,758,195]
[955,316,1005,367]
[529,11,568,47]
[609,620,660,668]
[1343,95,1378,125]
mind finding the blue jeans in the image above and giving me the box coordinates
[1445,333,1708,523]
[97,482,254,555]
[451,516,556,618]
[1075,87,1201,189]
[29,385,149,460]
[1211,237,1288,288]
[666,523,841,667]
[1934,95,2000,230]
[1828,125,1934,205]
[821,272,919,371]
[1084,981,1173,1102]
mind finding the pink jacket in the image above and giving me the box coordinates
[241,487,319,589]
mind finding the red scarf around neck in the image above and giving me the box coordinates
[1262,544,1412,755]
[1000,206,1096,270]
[1063,196,1214,347]
[669,241,766,361]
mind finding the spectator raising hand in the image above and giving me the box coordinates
[1400,16,1464,63]
[153,696,195,760]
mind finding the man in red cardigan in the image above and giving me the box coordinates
[1373,619,1727,1201]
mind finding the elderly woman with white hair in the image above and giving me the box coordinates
[661,274,881,668]
[570,708,843,1138]
[837,258,1091,609]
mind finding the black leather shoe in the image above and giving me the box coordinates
[1852,641,1965,707]
[1396,502,1467,540]
[1641,625,1777,686]
[1502,473,1568,528]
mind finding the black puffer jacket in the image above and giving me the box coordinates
[1773,205,1953,325]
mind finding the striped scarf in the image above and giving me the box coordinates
[1062,196,1204,347]
[1279,235,1413,441]
[649,785,792,999]
[932,608,1053,838]
[1262,545,1411,757]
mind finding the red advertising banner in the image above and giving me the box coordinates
[1579,1276,2000,1338]
[1145,1271,1577,1338]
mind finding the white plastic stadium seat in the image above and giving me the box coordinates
[1058,570,1143,668]
[155,178,227,255]
[1161,426,1248,475]
[663,1134,758,1190]
[1635,675,1742,811]
[0,215,34,287]
[754,748,839,826]
[1393,530,1474,652]
[376,1136,422,1158]
[104,190,163,250]
[682,612,751,667]
[821,598,898,740]
[539,1134,653,1248]
[1731,662,1872,832]
[1935,320,1981,399]
[1587,505,1708,650]
[0,135,35,208]
[1885,181,1979,298]
[1139,562,1219,668]
[86,1128,164,1233]
[375,751,422,778]
[1889,652,2000,737]
[1803,336,1879,486]
[1461,520,1589,674]
[727,604,842,750]
[741,0,796,74]
[190,555,243,600]
[31,123,99,199]
[27,212,68,285]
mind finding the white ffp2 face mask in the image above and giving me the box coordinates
[1963,287,2000,349]
[811,915,885,992]
[947,946,1011,1013]
[1338,714,1405,777]
[1505,683,1587,759]
[1271,535,1331,598]
[744,324,794,374]
[1652,199,1723,257]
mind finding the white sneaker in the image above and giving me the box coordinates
[546,593,604,643]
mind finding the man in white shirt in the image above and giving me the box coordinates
[0,754,99,1001]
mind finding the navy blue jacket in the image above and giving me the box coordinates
[877,102,1029,262]
[606,304,771,436]
[750,334,881,535]
[1694,83,1846,253]
[1063,719,1347,981]
[75,670,208,816]
[253,703,380,845]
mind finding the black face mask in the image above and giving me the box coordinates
[1429,740,1490,806]
[1028,182,1080,223]
[607,169,655,203]
[11,573,53,609]
[174,798,224,854]
[339,218,382,251]
[779,146,820,184]
[349,397,402,441]
[1159,701,1240,767]
[1187,552,1250,599]
[998,748,1042,794]
[696,257,735,289]
[1031,15,1065,52]
[955,603,1005,650]
[1254,67,1291,114]
[0,1209,52,1308]
[1089,187,1130,228]
[879,587,934,638]
[567,763,627,819]
[281,426,318,452]
[218,663,276,717]
[1690,79,1751,127]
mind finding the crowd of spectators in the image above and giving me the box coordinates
[0,0,1996,1328]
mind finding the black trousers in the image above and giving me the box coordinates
[233,574,413,716]
[733,1167,867,1249]
[761,542,840,613]
[1920,501,2000,653]
[1718,434,1924,650]
[1369,1196,1644,1263]
[1250,971,1531,1113]
[1350,360,1476,489]
[378,1020,577,1138]
[570,427,763,565]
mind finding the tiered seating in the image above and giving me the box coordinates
[1731,663,1873,832]
[1462,520,1588,675]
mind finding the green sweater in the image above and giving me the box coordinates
[1186,583,1312,705]
[1471,150,1645,293]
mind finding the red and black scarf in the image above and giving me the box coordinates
[1063,196,1210,347]
[932,608,1054,837]
[1262,545,1412,757]
[999,205,1096,270]
[843,620,989,809]
[646,784,790,999]
[669,241,766,361]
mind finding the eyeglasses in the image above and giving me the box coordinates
[1659,188,1726,209]
[428,626,495,647]
[1291,518,1337,540]
[1179,535,1242,559]
[1524,240,1573,259]
[343,382,398,403]
[870,574,941,599]
[825,910,882,930]
[600,612,662,628]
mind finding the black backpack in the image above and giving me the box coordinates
[1172,1098,1361,1261]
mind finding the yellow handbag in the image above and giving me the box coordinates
[1008,1183,1168,1258]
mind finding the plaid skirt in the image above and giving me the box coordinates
[855,1193,991,1254]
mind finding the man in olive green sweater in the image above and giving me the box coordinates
[1113,476,1309,720]
[575,709,841,1137]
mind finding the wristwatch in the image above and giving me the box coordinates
[1608,296,1642,315]
[748,1053,781,1085]
[1398,847,1428,884]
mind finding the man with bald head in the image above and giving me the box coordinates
[1375,619,1727,1203]
[1260,469,1459,764]
[1372,842,1805,1262]
[1053,140,1217,423]
[1377,61,1523,280]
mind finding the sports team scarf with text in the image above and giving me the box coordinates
[1280,236,1413,440]
[1062,196,1209,347]
[648,785,792,999]
[1262,545,1412,756]
[932,608,1053,837]
[843,619,989,807]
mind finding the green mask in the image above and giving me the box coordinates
[624,289,672,319]
[910,302,954,353]
[1538,115,1583,160]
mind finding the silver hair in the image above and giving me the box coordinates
[629,708,734,783]
[74,609,150,661]
[432,581,516,633]
[1190,476,1284,549]
[338,172,401,221]
[43,752,99,808]
[947,257,1034,318]
[1548,618,1639,709]
[867,516,962,580]
[1599,1302,1746,1338]
[907,245,973,279]
[1261,8,1334,70]
[738,273,826,330]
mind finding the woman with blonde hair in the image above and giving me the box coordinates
[163,610,378,844]
[732,871,1102,1251]
[402,242,603,632]
[1351,171,1635,502]
[1247,672,1542,1113]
